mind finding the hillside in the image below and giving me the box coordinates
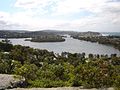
[0,30,101,38]
[0,42,120,89]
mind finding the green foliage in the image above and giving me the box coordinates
[14,63,38,81]
[0,42,120,88]
[29,79,65,88]
[0,60,9,73]
[0,42,13,52]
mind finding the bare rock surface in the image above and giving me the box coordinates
[0,74,25,89]
[8,87,114,90]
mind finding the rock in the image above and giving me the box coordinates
[7,87,115,90]
[0,74,25,89]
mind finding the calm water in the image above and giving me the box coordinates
[0,37,120,56]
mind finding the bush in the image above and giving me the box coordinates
[29,79,65,88]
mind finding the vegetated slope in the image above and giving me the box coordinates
[0,41,120,89]
[0,30,54,38]
[72,35,120,51]
[0,30,101,38]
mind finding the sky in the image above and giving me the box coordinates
[0,0,120,32]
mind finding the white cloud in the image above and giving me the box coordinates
[53,0,107,15]
[14,0,58,14]
[0,0,120,32]
[0,11,10,21]
[14,0,107,15]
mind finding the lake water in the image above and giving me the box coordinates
[0,37,120,56]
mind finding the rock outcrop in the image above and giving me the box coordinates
[0,74,25,89]
[8,87,114,90]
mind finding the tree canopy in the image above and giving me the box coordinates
[0,41,120,89]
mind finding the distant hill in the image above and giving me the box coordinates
[0,30,52,38]
[41,30,79,35]
[0,30,101,38]
[78,31,102,37]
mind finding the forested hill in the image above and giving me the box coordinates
[0,30,101,38]
[0,30,54,38]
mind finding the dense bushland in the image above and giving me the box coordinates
[0,41,120,89]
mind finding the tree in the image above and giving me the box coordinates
[14,63,38,81]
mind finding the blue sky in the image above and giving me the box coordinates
[0,0,16,12]
[0,0,120,32]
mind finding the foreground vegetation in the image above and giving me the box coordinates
[0,41,120,89]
